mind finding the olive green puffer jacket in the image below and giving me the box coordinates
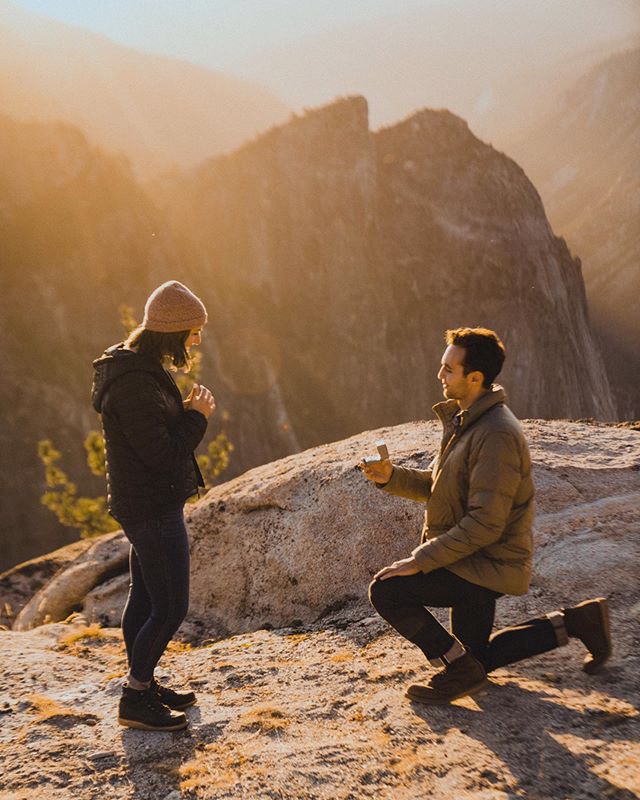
[382,386,534,595]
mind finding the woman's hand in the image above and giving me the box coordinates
[374,556,420,581]
[183,385,196,411]
[186,383,216,419]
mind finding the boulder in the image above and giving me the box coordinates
[0,538,92,628]
[12,531,128,631]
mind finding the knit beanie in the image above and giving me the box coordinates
[142,280,208,333]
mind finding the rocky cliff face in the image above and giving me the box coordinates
[0,96,616,571]
[167,95,616,449]
[373,109,615,420]
[506,48,640,418]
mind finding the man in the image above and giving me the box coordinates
[362,328,611,705]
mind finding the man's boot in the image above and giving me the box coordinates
[405,652,488,705]
[563,597,611,674]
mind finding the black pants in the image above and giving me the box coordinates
[369,568,558,673]
[120,506,190,683]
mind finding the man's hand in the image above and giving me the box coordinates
[374,556,420,581]
[359,458,393,485]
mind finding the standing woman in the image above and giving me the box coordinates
[91,280,216,731]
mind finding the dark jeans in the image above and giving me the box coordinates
[369,568,558,673]
[120,506,190,683]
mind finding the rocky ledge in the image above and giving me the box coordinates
[0,419,638,798]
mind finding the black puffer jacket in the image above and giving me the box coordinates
[91,344,207,523]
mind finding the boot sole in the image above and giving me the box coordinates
[405,677,489,705]
[118,716,188,731]
[583,597,611,674]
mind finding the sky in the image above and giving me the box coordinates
[8,0,432,69]
[6,0,640,135]
[13,1,638,73]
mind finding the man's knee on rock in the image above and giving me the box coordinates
[369,576,399,611]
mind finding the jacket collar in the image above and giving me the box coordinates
[432,384,506,433]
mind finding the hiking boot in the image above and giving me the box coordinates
[151,678,197,710]
[406,652,488,705]
[118,686,188,731]
[563,597,612,674]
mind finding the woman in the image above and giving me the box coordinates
[91,280,216,731]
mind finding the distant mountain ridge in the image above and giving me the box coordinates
[0,0,290,176]
[506,47,640,417]
[166,97,616,439]
[239,0,640,144]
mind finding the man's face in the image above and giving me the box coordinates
[437,345,472,401]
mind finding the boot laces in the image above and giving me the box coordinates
[142,688,170,714]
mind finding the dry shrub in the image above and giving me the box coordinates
[166,640,192,653]
[285,633,310,646]
[180,741,248,792]
[96,643,127,659]
[386,742,440,777]
[211,660,236,671]
[103,672,124,682]
[27,694,74,722]
[25,694,97,728]
[57,624,126,663]
[57,623,103,651]
[239,705,290,734]
[329,651,353,663]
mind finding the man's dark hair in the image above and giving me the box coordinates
[445,327,506,389]
[125,327,192,370]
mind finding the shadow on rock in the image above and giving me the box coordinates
[408,676,638,799]
[120,705,225,800]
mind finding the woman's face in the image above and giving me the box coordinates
[186,329,202,351]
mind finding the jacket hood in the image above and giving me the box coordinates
[91,343,165,413]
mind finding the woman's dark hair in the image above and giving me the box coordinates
[125,327,192,370]
[445,327,506,389]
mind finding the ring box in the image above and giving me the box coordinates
[363,439,389,465]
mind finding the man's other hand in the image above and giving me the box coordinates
[359,458,393,485]
[374,556,420,581]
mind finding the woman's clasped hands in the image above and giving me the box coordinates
[184,383,216,418]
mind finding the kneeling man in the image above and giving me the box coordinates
[363,327,611,704]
